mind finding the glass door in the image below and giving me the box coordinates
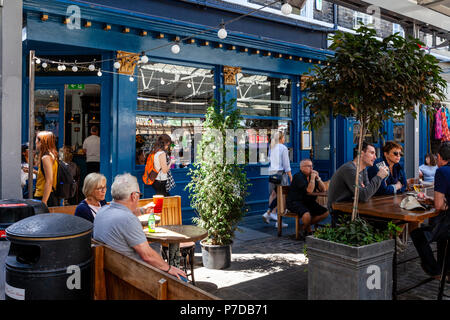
[34,87,65,149]
[312,116,335,181]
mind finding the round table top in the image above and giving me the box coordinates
[138,214,161,226]
[144,225,208,244]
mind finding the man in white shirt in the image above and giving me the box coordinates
[83,126,100,174]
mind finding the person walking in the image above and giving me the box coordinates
[83,125,100,174]
[34,131,59,207]
[149,134,175,196]
[263,130,292,228]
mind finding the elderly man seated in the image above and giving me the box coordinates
[286,159,329,238]
[93,173,186,280]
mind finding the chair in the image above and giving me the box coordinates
[277,185,301,240]
[438,235,450,300]
[139,196,196,284]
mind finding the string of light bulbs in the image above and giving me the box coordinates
[33,0,297,72]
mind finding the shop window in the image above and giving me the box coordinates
[237,72,293,163]
[136,62,214,166]
[136,115,204,167]
[34,89,60,143]
[137,62,214,114]
[352,122,379,145]
[236,73,291,118]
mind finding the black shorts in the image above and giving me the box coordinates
[286,201,327,218]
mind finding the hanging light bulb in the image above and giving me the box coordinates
[187,82,192,88]
[171,42,180,54]
[296,83,300,87]
[212,85,216,90]
[160,79,165,85]
[258,85,262,90]
[61,64,66,71]
[141,54,149,63]
[72,65,78,72]
[114,61,121,69]
[281,2,292,15]
[42,62,48,68]
[129,76,134,82]
[97,69,102,77]
[57,65,63,71]
[35,58,41,65]
[217,24,227,40]
[88,64,95,71]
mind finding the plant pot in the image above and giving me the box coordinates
[200,240,232,270]
[306,236,395,300]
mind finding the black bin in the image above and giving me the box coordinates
[0,199,49,240]
[5,213,92,300]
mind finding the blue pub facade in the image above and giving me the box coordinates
[21,0,425,222]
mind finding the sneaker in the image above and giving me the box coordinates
[269,212,278,221]
[262,212,270,224]
[275,222,288,228]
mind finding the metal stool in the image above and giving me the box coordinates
[438,236,450,300]
[161,242,196,285]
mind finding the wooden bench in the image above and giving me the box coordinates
[91,241,218,300]
[276,182,329,240]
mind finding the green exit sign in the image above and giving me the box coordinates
[68,84,85,90]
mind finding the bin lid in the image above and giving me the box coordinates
[5,213,92,239]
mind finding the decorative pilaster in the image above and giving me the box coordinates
[223,66,242,85]
[116,51,140,75]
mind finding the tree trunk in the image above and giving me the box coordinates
[351,119,367,221]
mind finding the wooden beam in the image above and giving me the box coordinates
[158,279,168,300]
[92,244,107,300]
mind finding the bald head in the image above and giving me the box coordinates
[300,159,313,176]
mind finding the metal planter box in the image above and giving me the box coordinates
[306,236,395,300]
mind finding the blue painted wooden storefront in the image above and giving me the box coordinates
[22,0,418,224]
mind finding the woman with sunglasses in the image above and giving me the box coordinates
[367,141,407,195]
[34,131,59,206]
[75,173,108,223]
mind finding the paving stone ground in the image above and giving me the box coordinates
[1,214,448,300]
[185,214,450,300]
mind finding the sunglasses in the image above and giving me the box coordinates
[392,151,403,157]
[132,192,143,199]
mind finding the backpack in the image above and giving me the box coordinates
[142,153,159,185]
[53,160,77,199]
[41,157,77,200]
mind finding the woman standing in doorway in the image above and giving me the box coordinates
[34,131,59,207]
[150,134,176,196]
[263,130,292,228]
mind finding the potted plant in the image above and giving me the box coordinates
[185,90,250,269]
[303,25,446,300]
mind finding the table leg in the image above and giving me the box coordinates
[168,243,180,267]
[393,234,397,300]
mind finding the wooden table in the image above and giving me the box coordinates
[332,194,437,223]
[331,194,439,300]
[144,225,208,267]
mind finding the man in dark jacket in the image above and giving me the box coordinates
[286,159,329,238]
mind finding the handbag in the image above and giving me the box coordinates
[269,173,282,184]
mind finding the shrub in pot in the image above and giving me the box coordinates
[186,90,250,269]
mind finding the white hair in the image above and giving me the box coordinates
[111,173,139,201]
[300,159,312,167]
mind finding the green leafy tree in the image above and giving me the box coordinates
[304,25,446,221]
[185,90,250,245]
